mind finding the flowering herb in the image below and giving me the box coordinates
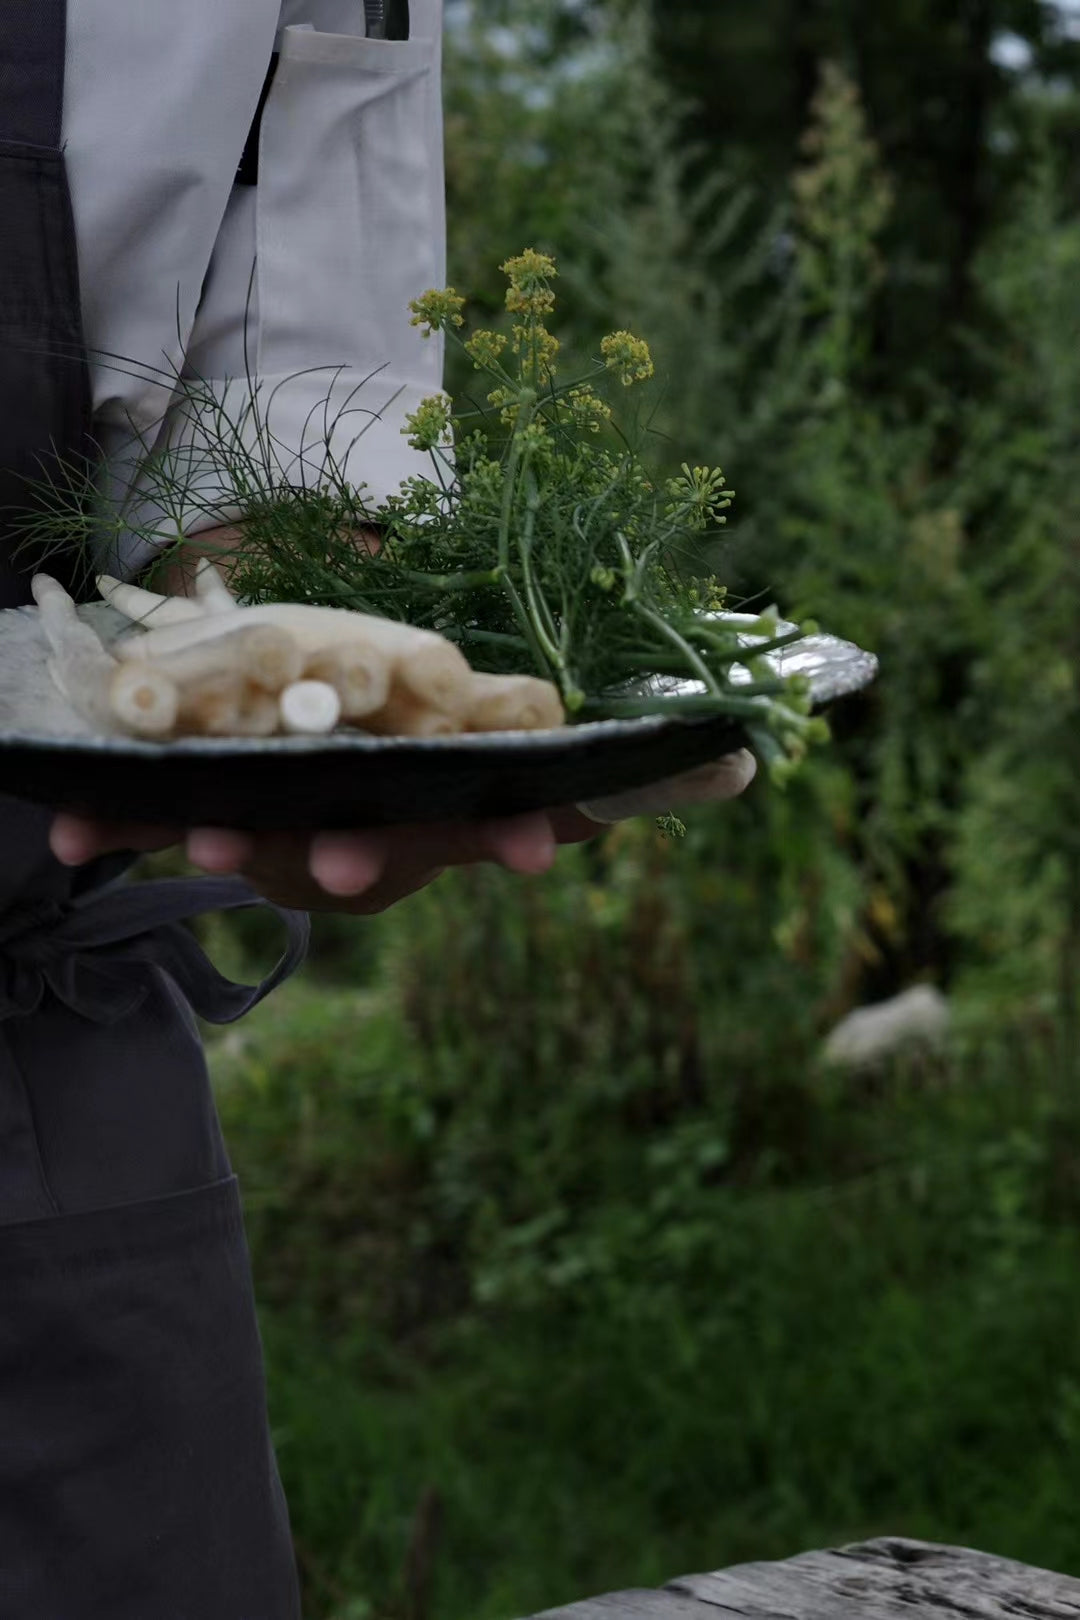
[15,251,826,775]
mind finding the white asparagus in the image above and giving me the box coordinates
[303,645,390,721]
[117,621,303,694]
[88,579,574,740]
[227,625,304,692]
[193,556,239,615]
[407,712,458,738]
[387,707,459,738]
[145,627,290,689]
[96,574,208,628]
[108,661,180,736]
[183,681,284,738]
[465,671,565,733]
[279,680,342,735]
[110,602,475,725]
[183,681,286,738]
[232,688,282,738]
[390,645,473,721]
[363,687,462,738]
[32,574,120,730]
[110,600,463,667]
[175,673,249,737]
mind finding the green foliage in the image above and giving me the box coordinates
[215,976,1080,1619]
[944,131,1080,1046]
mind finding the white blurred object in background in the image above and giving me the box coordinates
[823,985,950,1072]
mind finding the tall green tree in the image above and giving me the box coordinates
[466,0,1080,390]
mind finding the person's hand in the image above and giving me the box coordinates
[48,751,757,914]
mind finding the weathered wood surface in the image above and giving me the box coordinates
[524,1537,1080,1618]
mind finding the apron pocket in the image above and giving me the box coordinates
[255,26,445,387]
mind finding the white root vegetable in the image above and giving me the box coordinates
[111,602,468,685]
[108,661,180,737]
[175,674,248,737]
[110,601,474,732]
[363,689,460,738]
[106,618,304,736]
[83,577,565,740]
[303,646,390,721]
[32,574,120,730]
[279,680,342,736]
[193,557,239,615]
[117,621,303,693]
[120,673,283,739]
[389,645,473,722]
[465,671,565,733]
[232,688,282,737]
[96,574,208,628]
[405,711,458,739]
[144,626,294,689]
[229,625,304,692]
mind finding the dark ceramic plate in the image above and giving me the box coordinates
[0,607,877,830]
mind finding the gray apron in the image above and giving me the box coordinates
[0,2,307,1612]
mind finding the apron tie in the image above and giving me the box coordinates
[0,876,309,1025]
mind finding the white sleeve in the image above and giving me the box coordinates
[63,0,447,578]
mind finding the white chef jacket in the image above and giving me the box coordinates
[63,0,446,577]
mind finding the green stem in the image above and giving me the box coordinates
[447,627,532,652]
[634,602,723,697]
[579,692,782,721]
[491,391,553,678]
[693,623,808,660]
[497,394,537,574]
[501,575,550,676]
[390,567,503,593]
[519,469,562,666]
[610,663,791,698]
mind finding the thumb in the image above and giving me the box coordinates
[577,748,757,825]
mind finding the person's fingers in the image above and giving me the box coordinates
[307,813,558,897]
[660,749,759,803]
[478,813,559,873]
[49,814,185,865]
[184,828,257,874]
[298,863,446,915]
[576,748,758,824]
[54,807,559,909]
[307,832,388,898]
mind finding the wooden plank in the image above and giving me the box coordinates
[671,1539,1080,1617]
[522,1537,1080,1620]
[529,1593,728,1620]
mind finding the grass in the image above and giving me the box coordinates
[258,1221,1080,1620]
[209,966,1080,1620]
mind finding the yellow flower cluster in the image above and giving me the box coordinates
[486,385,524,427]
[568,386,613,433]
[408,287,466,337]
[464,329,508,368]
[501,249,558,317]
[513,323,560,369]
[403,393,453,451]
[600,330,655,387]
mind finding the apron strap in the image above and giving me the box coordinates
[0,0,97,607]
[0,874,310,1026]
[0,0,66,150]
